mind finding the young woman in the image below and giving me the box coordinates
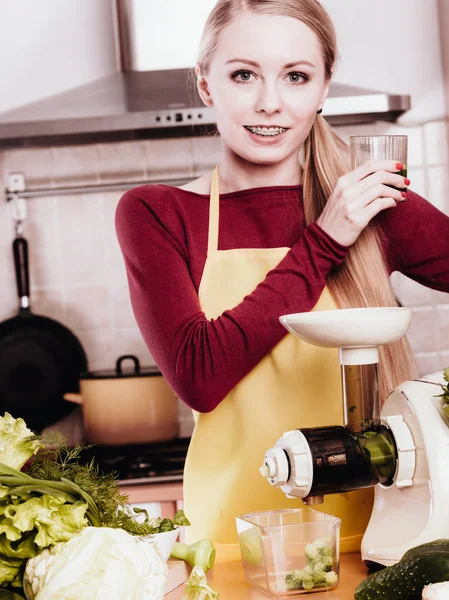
[116,0,449,551]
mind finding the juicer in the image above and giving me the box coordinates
[260,307,449,567]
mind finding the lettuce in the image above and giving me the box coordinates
[0,494,88,586]
[0,414,41,470]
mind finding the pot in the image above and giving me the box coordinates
[64,354,179,446]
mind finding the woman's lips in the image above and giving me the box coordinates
[244,126,289,145]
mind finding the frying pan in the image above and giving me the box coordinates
[0,231,88,432]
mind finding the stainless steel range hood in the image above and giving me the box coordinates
[0,1,411,150]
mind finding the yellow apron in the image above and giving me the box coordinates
[183,167,373,553]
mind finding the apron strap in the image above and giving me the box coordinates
[208,166,220,256]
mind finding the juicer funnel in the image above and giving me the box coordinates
[280,307,411,366]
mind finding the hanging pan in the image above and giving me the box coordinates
[0,223,88,432]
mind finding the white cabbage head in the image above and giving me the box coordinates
[24,526,168,600]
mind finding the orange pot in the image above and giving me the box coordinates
[64,354,179,446]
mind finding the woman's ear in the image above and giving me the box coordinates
[195,64,214,107]
[317,80,331,113]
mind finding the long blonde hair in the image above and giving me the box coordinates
[196,0,417,402]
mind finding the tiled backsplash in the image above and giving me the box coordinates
[0,119,448,438]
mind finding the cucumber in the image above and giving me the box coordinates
[355,551,449,600]
[402,539,449,561]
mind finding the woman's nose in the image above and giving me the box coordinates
[255,83,284,115]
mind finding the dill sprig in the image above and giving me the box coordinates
[25,433,159,536]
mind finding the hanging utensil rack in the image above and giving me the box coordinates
[5,173,190,202]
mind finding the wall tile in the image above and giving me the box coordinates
[32,287,64,322]
[63,284,112,331]
[423,120,449,166]
[4,148,55,188]
[407,306,438,354]
[438,351,449,371]
[426,165,449,214]
[436,304,449,352]
[112,285,136,329]
[111,328,155,367]
[98,141,148,183]
[415,352,440,377]
[75,327,155,372]
[407,167,427,198]
[25,197,63,289]
[334,123,378,142]
[429,288,449,306]
[0,291,16,322]
[101,191,129,286]
[52,144,100,186]
[375,123,424,168]
[143,138,194,181]
[391,272,434,307]
[191,135,222,175]
[57,194,108,286]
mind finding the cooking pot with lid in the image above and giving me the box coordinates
[64,354,179,446]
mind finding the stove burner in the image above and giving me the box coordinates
[78,437,190,483]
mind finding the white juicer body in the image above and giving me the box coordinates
[362,371,449,566]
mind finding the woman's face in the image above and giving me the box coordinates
[198,12,330,166]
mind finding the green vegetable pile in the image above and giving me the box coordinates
[0,412,217,599]
[285,536,338,591]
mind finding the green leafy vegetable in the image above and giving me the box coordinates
[0,591,25,599]
[285,537,338,591]
[0,413,41,470]
[435,367,449,417]
[182,566,219,599]
[171,539,216,573]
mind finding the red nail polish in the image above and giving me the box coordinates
[404,178,410,185]
[396,162,403,170]
[401,191,407,198]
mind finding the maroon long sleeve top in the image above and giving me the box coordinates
[115,184,449,413]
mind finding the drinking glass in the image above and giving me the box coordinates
[349,135,408,193]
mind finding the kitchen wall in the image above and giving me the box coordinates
[1,0,449,439]
[0,0,116,113]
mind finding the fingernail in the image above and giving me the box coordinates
[401,191,407,198]
[404,178,410,185]
[396,162,403,170]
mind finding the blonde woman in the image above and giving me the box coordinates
[116,0,449,551]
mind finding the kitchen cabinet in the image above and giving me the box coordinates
[165,551,368,599]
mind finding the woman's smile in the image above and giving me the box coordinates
[244,125,290,144]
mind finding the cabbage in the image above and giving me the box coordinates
[0,413,41,470]
[23,527,168,600]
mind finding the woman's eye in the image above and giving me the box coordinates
[287,72,309,84]
[231,70,254,83]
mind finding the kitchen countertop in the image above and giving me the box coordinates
[165,549,368,599]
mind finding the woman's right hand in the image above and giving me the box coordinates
[316,160,409,247]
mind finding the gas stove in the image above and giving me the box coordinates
[78,437,190,485]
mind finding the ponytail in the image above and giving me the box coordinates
[302,116,417,403]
